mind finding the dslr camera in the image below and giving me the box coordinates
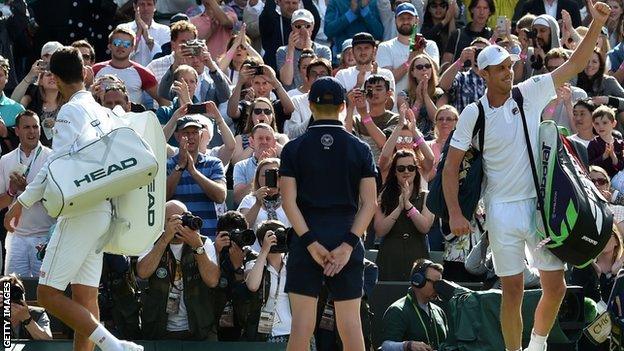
[181,212,203,231]
[269,227,289,254]
[228,228,256,248]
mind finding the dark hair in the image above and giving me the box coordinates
[364,74,390,91]
[297,49,317,69]
[410,258,443,277]
[216,210,248,232]
[306,57,332,78]
[379,150,421,214]
[577,48,606,96]
[133,0,156,4]
[468,0,494,19]
[574,98,597,113]
[256,220,286,245]
[0,274,26,302]
[50,47,84,84]
[422,0,449,29]
[71,39,96,60]
[15,110,39,128]
[592,105,616,122]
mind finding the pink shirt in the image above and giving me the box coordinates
[191,6,238,59]
[427,139,444,181]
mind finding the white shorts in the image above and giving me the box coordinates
[5,233,48,277]
[487,198,564,277]
[38,210,111,290]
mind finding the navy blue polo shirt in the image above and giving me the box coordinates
[280,119,377,216]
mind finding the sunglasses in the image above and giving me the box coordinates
[397,136,414,144]
[112,38,133,48]
[436,117,457,122]
[414,63,432,70]
[253,108,273,115]
[294,24,312,30]
[591,177,609,186]
[396,165,417,172]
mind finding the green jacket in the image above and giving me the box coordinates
[141,243,217,340]
[382,291,448,349]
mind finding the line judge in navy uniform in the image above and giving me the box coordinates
[279,76,378,351]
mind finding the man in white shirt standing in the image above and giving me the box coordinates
[5,47,143,351]
[335,32,396,98]
[442,2,611,351]
[118,0,171,67]
[376,2,439,94]
[0,110,54,277]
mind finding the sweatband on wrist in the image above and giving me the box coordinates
[519,52,528,61]
[454,59,462,69]
[285,57,294,64]
[403,61,410,69]
[414,136,425,147]
[406,206,419,218]
[299,231,317,247]
[6,189,15,197]
[545,106,556,115]
[343,232,361,248]
[226,51,235,60]
[362,115,373,124]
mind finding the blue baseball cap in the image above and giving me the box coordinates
[395,2,417,17]
[308,77,346,105]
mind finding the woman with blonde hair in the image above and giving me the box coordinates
[426,105,459,181]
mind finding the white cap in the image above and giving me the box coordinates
[291,9,314,24]
[477,45,519,70]
[41,41,63,58]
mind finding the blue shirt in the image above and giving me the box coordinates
[167,153,225,238]
[233,156,258,188]
[609,42,624,72]
[0,92,25,127]
[280,119,377,216]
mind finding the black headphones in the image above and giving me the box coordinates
[411,259,434,289]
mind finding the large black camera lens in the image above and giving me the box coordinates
[181,212,203,231]
[269,228,289,254]
[230,229,256,247]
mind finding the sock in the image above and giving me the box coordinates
[89,324,122,351]
[526,329,548,351]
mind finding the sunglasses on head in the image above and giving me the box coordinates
[396,136,414,144]
[396,165,417,172]
[591,177,609,186]
[414,63,432,70]
[295,24,312,30]
[112,38,133,48]
[253,108,273,115]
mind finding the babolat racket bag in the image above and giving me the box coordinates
[536,120,613,267]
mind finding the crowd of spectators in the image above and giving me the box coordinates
[0,0,623,349]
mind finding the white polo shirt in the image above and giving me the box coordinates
[449,74,556,205]
[335,66,397,93]
[0,144,55,236]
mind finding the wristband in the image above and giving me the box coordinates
[414,136,425,147]
[454,59,462,69]
[6,189,15,197]
[226,51,235,60]
[362,115,373,124]
[343,232,361,248]
[403,61,411,69]
[519,52,528,61]
[299,231,317,248]
[22,316,32,326]
[545,106,556,115]
[285,57,294,64]
[406,206,419,218]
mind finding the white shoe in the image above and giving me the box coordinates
[120,341,143,351]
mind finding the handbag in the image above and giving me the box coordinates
[43,124,158,218]
[427,100,485,220]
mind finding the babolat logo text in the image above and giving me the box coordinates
[581,236,598,245]
[540,143,551,202]
[74,158,138,187]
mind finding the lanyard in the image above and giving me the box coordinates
[263,261,283,311]
[17,145,42,178]
[406,293,440,347]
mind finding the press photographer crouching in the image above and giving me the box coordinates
[381,259,448,351]
[0,274,52,340]
[244,220,291,343]
[213,210,258,340]
[136,200,220,340]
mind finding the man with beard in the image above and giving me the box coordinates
[93,27,169,107]
[335,32,396,99]
[514,14,562,81]
[376,3,439,94]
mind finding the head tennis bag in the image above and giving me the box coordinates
[427,101,485,220]
[514,87,612,268]
[43,126,158,218]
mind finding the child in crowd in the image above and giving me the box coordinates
[588,106,624,192]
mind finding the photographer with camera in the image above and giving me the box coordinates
[514,15,562,82]
[0,274,52,340]
[238,158,291,252]
[137,200,220,340]
[212,210,258,341]
[438,37,489,113]
[243,220,291,342]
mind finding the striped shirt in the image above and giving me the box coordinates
[167,153,225,238]
[450,69,486,114]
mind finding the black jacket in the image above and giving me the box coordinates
[259,0,320,69]
[514,0,581,28]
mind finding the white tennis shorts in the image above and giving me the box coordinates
[487,198,564,277]
[38,209,111,290]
